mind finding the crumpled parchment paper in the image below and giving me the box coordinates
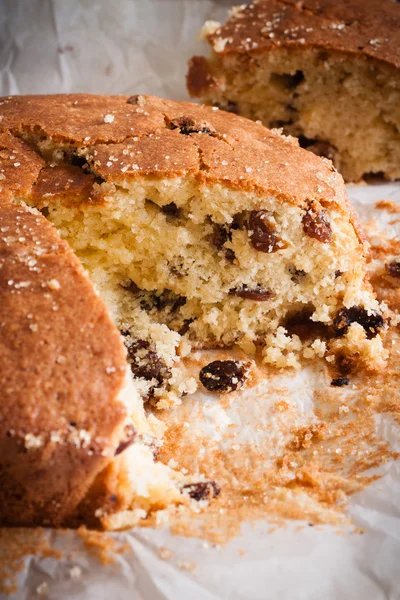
[1,1,400,598]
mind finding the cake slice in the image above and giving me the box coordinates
[0,193,185,529]
[187,0,400,182]
[0,94,387,527]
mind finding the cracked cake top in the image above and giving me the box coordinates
[0,94,365,241]
[200,0,400,69]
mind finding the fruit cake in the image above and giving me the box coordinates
[0,93,386,527]
[187,0,400,182]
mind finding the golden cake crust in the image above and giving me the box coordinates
[198,0,400,68]
[0,94,366,244]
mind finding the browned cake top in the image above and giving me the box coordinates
[0,93,356,218]
[204,0,400,69]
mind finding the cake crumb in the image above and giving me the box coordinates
[69,565,82,580]
[36,582,49,596]
[158,547,174,561]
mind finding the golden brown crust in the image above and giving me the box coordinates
[0,93,369,526]
[0,94,351,207]
[0,94,366,236]
[202,0,400,69]
[2,93,370,250]
[0,132,45,198]
[0,199,128,526]
[32,164,105,208]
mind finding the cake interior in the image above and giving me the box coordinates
[20,151,385,413]
[194,47,400,182]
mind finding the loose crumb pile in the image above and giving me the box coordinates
[76,526,130,565]
[149,331,399,544]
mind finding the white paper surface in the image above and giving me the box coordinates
[1,1,400,599]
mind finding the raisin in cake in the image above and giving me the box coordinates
[187,0,400,182]
[0,94,387,526]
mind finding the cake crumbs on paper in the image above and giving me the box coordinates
[36,581,49,596]
[177,560,196,572]
[69,565,82,579]
[0,529,62,595]
[375,199,400,214]
[158,546,174,561]
[76,526,130,565]
[147,293,400,544]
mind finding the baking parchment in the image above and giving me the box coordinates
[1,1,400,598]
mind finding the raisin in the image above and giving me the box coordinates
[270,70,304,90]
[182,481,221,501]
[225,248,236,263]
[178,318,194,335]
[161,202,182,218]
[199,360,248,392]
[93,174,106,184]
[70,153,89,170]
[155,290,186,313]
[302,205,332,243]
[284,309,330,341]
[224,101,239,114]
[212,223,229,250]
[285,309,314,327]
[308,141,336,162]
[168,116,215,136]
[65,151,106,183]
[229,284,272,300]
[137,290,186,314]
[333,306,384,339]
[335,270,343,278]
[212,223,236,262]
[298,136,337,162]
[386,259,400,278]
[122,280,141,294]
[126,94,146,105]
[115,423,137,456]
[248,210,282,253]
[331,377,350,387]
[126,339,169,384]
